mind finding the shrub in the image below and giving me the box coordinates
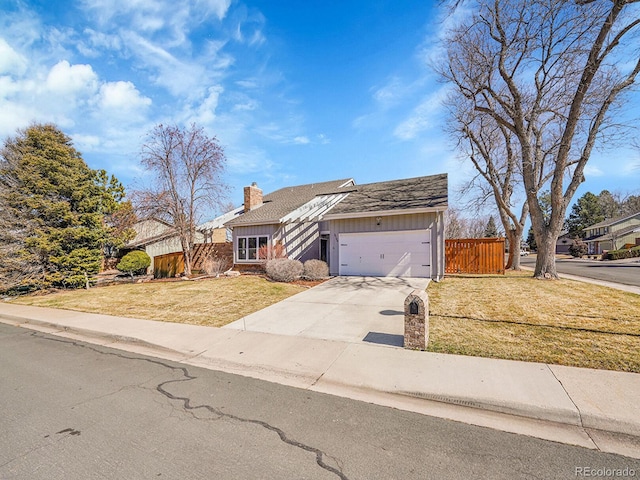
[605,246,640,260]
[303,259,329,280]
[117,251,151,278]
[258,243,287,261]
[569,239,588,258]
[202,255,231,277]
[265,258,303,282]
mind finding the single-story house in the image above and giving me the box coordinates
[583,211,640,254]
[224,174,448,280]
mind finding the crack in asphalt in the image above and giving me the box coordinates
[30,331,350,480]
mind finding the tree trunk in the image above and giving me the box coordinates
[533,230,558,279]
[505,226,524,271]
[183,250,192,277]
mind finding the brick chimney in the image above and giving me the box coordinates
[244,182,263,212]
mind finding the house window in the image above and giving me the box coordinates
[237,236,268,261]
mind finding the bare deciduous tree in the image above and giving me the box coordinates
[446,98,534,269]
[133,124,227,276]
[441,0,640,278]
[445,207,494,239]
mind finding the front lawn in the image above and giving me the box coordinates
[12,276,307,328]
[10,271,640,372]
[428,272,640,372]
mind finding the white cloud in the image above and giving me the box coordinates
[46,60,98,97]
[584,164,605,177]
[80,0,231,45]
[78,29,124,57]
[188,85,224,125]
[233,99,259,111]
[0,101,41,137]
[372,77,405,107]
[316,134,330,144]
[417,4,473,67]
[394,86,449,140]
[293,136,310,145]
[236,79,259,89]
[97,81,152,115]
[71,133,102,151]
[233,9,266,46]
[0,38,27,75]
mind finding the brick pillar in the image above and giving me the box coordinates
[404,289,429,350]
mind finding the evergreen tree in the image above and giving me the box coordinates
[484,216,499,237]
[0,124,132,291]
[565,192,604,238]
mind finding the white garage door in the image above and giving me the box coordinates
[338,230,431,277]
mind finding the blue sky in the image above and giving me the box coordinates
[1,0,638,216]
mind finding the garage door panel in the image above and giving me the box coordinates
[338,230,431,278]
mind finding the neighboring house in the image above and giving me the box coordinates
[125,216,231,275]
[124,218,188,274]
[556,231,572,255]
[199,207,243,243]
[583,212,640,254]
[224,174,448,280]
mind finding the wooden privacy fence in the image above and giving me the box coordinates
[153,242,234,278]
[445,238,505,275]
[154,252,185,279]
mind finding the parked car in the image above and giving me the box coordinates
[520,249,529,256]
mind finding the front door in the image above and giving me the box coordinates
[320,235,329,263]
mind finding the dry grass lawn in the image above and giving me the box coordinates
[11,270,640,372]
[13,276,307,327]
[428,272,640,372]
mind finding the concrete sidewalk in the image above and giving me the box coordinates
[1,301,639,459]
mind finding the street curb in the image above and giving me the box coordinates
[0,313,189,359]
[1,311,639,444]
[519,265,640,295]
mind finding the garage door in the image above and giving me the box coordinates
[338,230,431,277]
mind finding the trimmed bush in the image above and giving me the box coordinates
[117,251,151,278]
[265,258,303,282]
[605,246,640,260]
[303,259,329,280]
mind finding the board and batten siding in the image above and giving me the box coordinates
[324,211,445,280]
[274,222,321,263]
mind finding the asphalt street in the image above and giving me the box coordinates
[2,322,639,480]
[521,255,640,287]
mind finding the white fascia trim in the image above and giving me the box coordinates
[279,192,350,225]
[323,206,447,221]
[339,179,356,188]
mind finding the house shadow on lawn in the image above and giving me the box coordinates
[363,331,404,347]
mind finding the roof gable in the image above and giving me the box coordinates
[225,178,354,227]
[586,211,640,230]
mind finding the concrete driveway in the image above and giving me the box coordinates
[223,276,430,346]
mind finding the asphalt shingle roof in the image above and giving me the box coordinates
[224,174,448,227]
[586,211,640,230]
[327,173,448,215]
[225,178,354,227]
